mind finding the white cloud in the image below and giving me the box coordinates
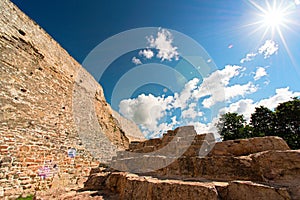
[225,82,257,99]
[258,40,279,58]
[118,58,300,138]
[119,94,169,127]
[194,121,216,134]
[254,67,267,80]
[220,99,256,122]
[193,65,257,108]
[139,49,154,59]
[147,28,179,61]
[295,0,300,5]
[240,52,257,63]
[119,94,174,136]
[193,65,241,105]
[150,117,179,137]
[132,56,142,65]
[239,40,279,63]
[118,78,202,137]
[220,87,300,122]
[181,103,202,119]
[118,65,256,137]
[173,78,199,109]
[258,87,300,109]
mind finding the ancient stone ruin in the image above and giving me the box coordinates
[79,126,299,200]
[0,0,300,199]
[0,0,142,198]
[35,126,300,200]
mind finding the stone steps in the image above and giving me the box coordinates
[82,172,293,200]
[108,126,300,199]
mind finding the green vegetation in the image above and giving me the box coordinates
[216,97,300,149]
[16,195,34,200]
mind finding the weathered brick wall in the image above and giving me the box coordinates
[0,0,129,198]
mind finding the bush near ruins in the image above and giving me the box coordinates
[216,97,300,149]
[16,195,34,200]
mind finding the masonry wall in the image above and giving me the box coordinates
[0,0,129,198]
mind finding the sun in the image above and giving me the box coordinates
[246,0,300,57]
[248,0,292,38]
[263,7,285,28]
[245,0,300,71]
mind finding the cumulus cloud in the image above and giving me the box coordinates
[220,99,256,121]
[193,65,241,108]
[181,103,202,119]
[119,65,260,137]
[258,40,279,58]
[193,65,257,108]
[173,78,200,109]
[240,52,257,63]
[119,66,300,137]
[139,49,154,59]
[258,87,300,109]
[295,0,300,5]
[147,28,179,61]
[240,40,279,63]
[225,82,257,99]
[193,117,221,135]
[118,78,201,136]
[220,87,300,122]
[132,56,142,65]
[119,94,174,133]
[197,87,300,134]
[254,67,267,80]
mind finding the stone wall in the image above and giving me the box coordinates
[112,110,145,142]
[0,0,131,198]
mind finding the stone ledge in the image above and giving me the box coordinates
[79,172,293,200]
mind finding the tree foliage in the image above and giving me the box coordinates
[216,112,247,141]
[274,98,300,149]
[250,106,275,137]
[216,97,300,149]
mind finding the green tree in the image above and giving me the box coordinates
[250,106,275,137]
[274,98,300,149]
[215,98,300,149]
[216,112,247,140]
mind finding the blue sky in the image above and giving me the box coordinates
[12,0,300,138]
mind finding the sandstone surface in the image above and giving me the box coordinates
[33,128,300,199]
[68,171,293,200]
[0,0,133,198]
[111,110,145,142]
[208,136,290,156]
[108,126,299,199]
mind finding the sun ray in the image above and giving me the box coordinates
[247,0,297,38]
[277,26,298,72]
[244,0,299,65]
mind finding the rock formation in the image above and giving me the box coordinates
[111,110,145,142]
[34,126,300,199]
[0,0,141,198]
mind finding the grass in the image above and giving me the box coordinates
[16,194,34,200]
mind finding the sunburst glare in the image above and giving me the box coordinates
[248,0,297,38]
[263,6,285,28]
[246,0,300,65]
